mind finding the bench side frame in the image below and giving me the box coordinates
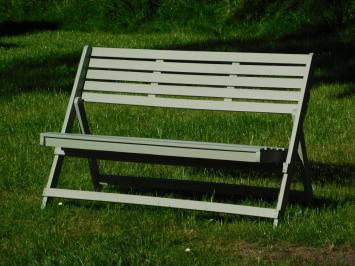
[273,53,314,225]
[41,45,98,208]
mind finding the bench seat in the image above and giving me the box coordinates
[41,132,287,164]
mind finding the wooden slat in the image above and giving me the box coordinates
[41,132,275,152]
[44,188,278,218]
[41,132,287,163]
[42,134,260,162]
[86,70,304,89]
[41,132,287,164]
[91,47,310,64]
[89,58,307,76]
[84,81,301,101]
[82,92,297,114]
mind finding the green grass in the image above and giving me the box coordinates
[0,29,354,265]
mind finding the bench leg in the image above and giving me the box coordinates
[41,154,64,209]
[274,169,292,226]
[74,97,101,191]
[297,132,313,202]
[87,158,101,191]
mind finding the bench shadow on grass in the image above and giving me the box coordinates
[60,165,351,223]
[197,161,355,186]
[201,160,355,207]
[57,159,353,215]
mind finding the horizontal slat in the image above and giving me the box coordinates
[84,81,301,101]
[82,92,298,114]
[92,47,310,64]
[43,188,278,218]
[89,58,307,76]
[86,70,304,89]
[41,134,260,162]
[41,132,287,163]
[41,132,283,152]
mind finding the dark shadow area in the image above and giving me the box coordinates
[0,21,60,37]
[310,162,355,186]
[53,171,350,219]
[196,161,355,186]
[99,174,282,202]
[82,160,353,210]
[188,166,282,183]
[165,24,355,85]
[0,21,59,52]
[0,51,79,97]
[49,159,353,221]
[335,85,355,99]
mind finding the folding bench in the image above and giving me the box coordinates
[40,45,314,226]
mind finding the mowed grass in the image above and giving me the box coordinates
[0,30,354,265]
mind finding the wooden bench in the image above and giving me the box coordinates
[40,46,314,225]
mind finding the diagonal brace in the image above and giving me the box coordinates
[74,97,101,191]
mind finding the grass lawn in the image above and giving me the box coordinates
[0,29,354,265]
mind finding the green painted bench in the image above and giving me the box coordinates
[40,46,314,226]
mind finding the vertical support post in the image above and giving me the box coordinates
[41,155,64,209]
[297,130,313,202]
[274,165,292,226]
[41,45,92,208]
[149,59,163,98]
[74,97,101,191]
[224,62,239,102]
[61,45,93,133]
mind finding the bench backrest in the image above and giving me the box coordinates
[61,46,313,165]
[79,47,313,115]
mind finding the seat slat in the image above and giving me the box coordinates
[42,134,260,162]
[41,132,287,163]
[41,132,280,151]
[86,70,304,89]
[92,47,310,64]
[89,58,307,76]
[82,92,298,114]
[84,81,301,101]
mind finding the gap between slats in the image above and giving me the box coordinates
[89,58,307,77]
[83,82,301,102]
[86,70,305,89]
